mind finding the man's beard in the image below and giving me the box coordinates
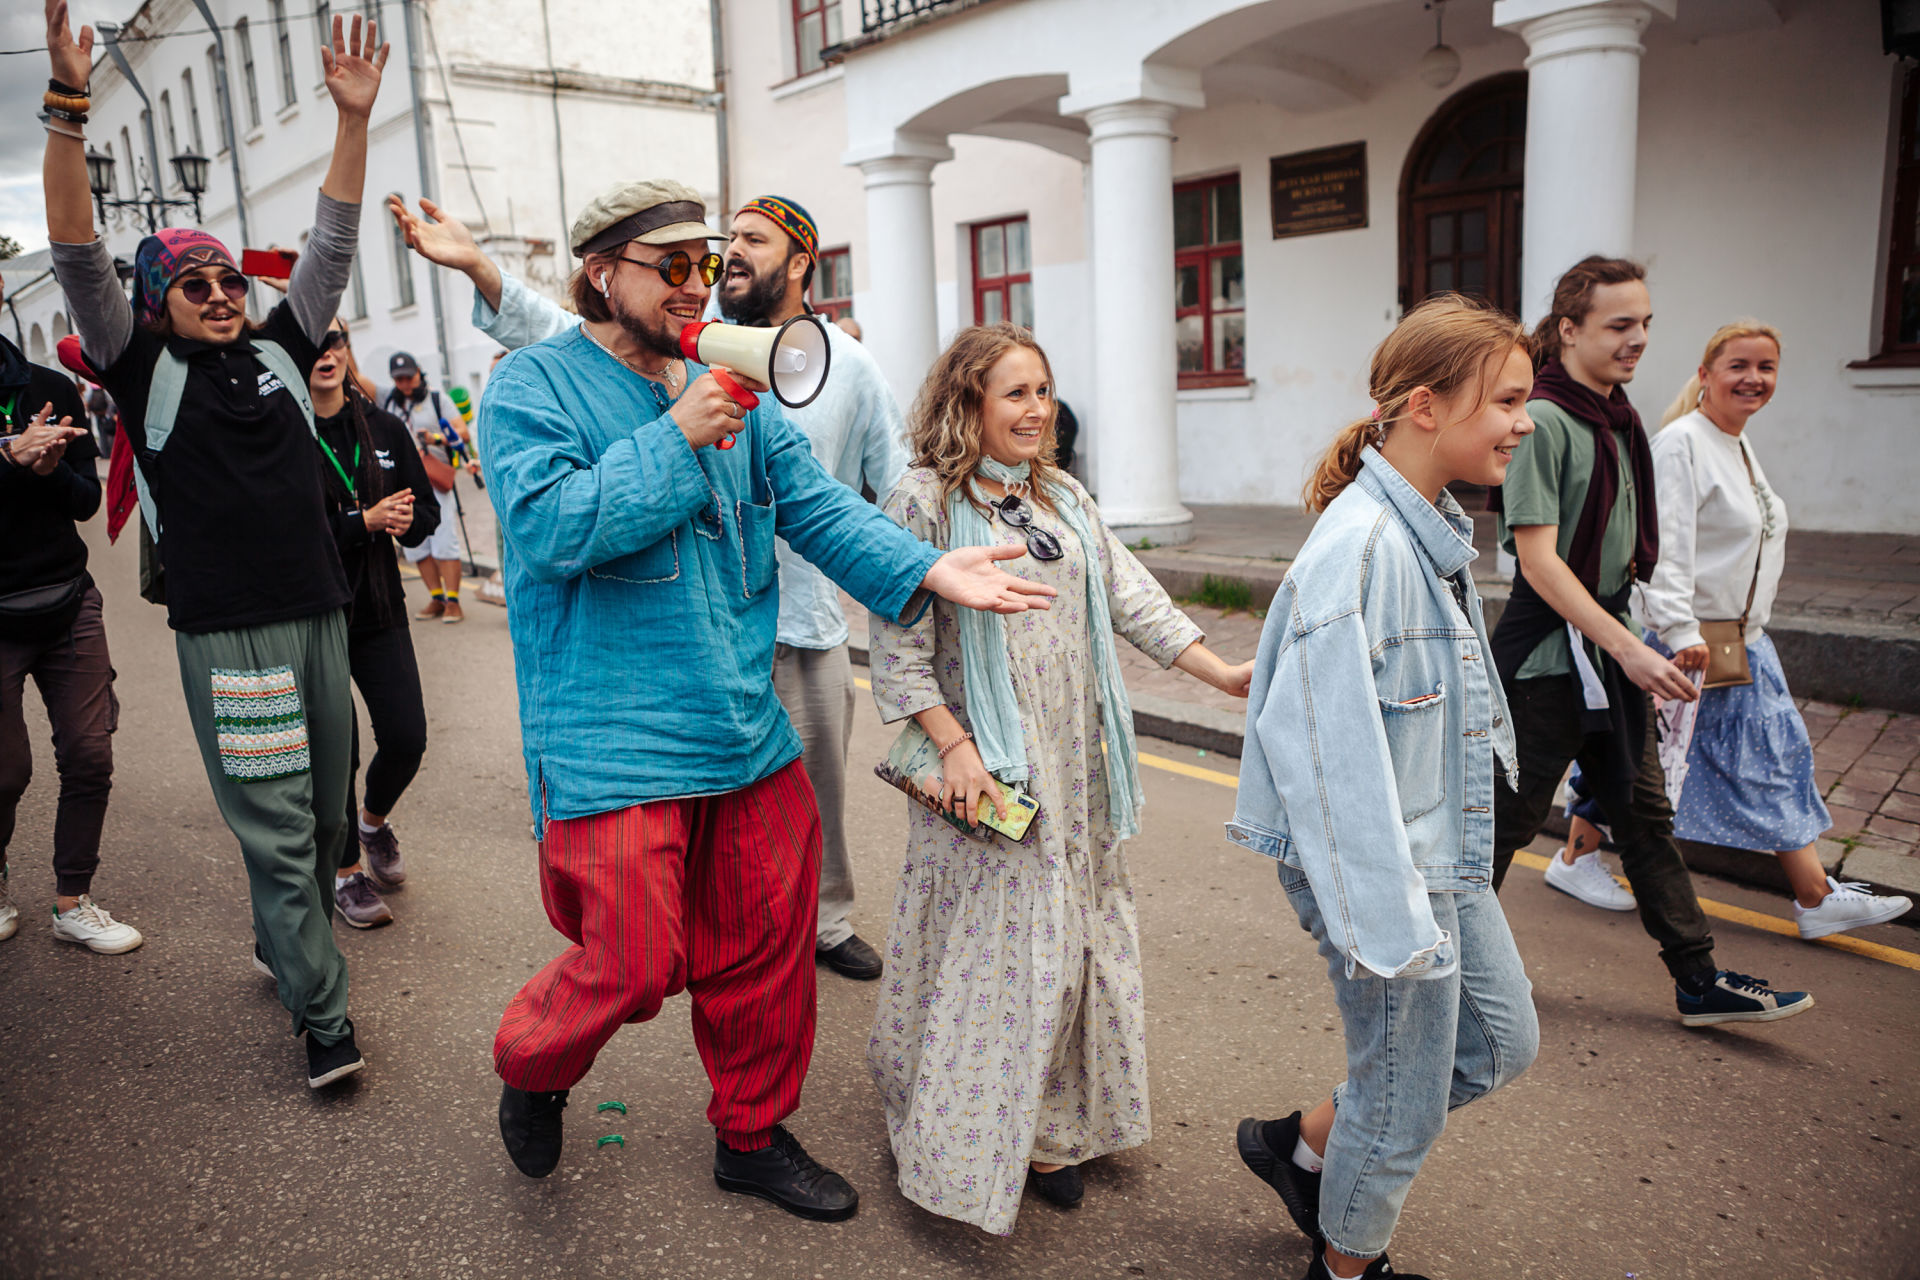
[718,258,785,328]
[609,299,683,362]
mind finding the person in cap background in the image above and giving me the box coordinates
[389,190,911,982]
[464,177,1056,1215]
[40,0,389,1090]
[382,351,476,623]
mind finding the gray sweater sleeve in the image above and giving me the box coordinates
[47,238,134,368]
[286,192,362,344]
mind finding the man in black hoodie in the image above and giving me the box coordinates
[0,268,143,954]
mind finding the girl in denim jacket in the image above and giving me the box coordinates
[1228,296,1542,1280]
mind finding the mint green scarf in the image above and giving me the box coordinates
[944,458,1142,841]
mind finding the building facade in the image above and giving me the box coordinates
[7,0,719,402]
[723,0,1920,539]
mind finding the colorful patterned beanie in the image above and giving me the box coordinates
[736,196,819,259]
[133,228,241,327]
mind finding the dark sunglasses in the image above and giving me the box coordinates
[991,494,1063,562]
[321,329,350,353]
[617,250,723,288]
[177,273,249,306]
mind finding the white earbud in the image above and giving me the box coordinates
[597,272,611,295]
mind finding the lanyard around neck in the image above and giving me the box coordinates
[317,431,360,501]
[0,391,19,434]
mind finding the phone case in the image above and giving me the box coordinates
[874,721,1041,845]
[241,248,294,278]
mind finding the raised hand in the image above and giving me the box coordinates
[321,13,389,118]
[45,0,92,90]
[922,544,1057,615]
[390,196,481,271]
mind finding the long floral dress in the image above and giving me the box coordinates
[867,466,1204,1236]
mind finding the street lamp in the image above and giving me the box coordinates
[84,147,209,234]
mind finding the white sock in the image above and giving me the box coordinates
[357,817,384,837]
[1292,1133,1324,1174]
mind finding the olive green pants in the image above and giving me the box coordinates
[176,609,354,1044]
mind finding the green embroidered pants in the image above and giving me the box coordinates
[176,609,354,1045]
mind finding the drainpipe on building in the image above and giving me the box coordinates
[539,0,570,244]
[187,0,252,253]
[95,25,165,211]
[402,0,453,385]
[710,0,730,220]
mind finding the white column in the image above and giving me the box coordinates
[1069,98,1193,545]
[846,134,952,410]
[1494,0,1673,322]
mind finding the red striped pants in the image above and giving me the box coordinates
[493,759,822,1150]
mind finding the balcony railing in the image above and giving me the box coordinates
[859,0,967,35]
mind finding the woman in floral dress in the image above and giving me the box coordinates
[867,324,1253,1234]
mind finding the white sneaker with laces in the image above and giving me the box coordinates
[51,895,145,954]
[1794,877,1913,940]
[0,866,18,942]
[1543,848,1637,912]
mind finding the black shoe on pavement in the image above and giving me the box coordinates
[1238,1112,1322,1241]
[817,934,884,981]
[1027,1163,1083,1208]
[1301,1253,1431,1280]
[306,1020,365,1089]
[498,1083,569,1178]
[713,1125,859,1221]
[1675,970,1814,1027]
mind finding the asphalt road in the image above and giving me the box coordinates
[2,520,1916,1280]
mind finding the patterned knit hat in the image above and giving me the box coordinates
[736,196,819,259]
[133,228,240,327]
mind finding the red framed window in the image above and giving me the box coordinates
[971,217,1033,328]
[812,246,853,321]
[793,0,843,76]
[1879,62,1920,360]
[1174,174,1246,384]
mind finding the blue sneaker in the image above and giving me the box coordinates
[1676,970,1814,1027]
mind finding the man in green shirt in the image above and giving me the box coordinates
[1490,256,1813,1029]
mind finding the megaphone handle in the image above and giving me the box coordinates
[707,368,757,451]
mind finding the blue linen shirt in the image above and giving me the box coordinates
[473,272,907,649]
[1227,449,1517,982]
[477,325,939,830]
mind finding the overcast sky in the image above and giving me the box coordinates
[1,4,125,254]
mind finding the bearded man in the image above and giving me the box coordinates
[474,181,1053,1217]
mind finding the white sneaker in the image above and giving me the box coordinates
[50,895,145,954]
[0,866,17,942]
[1544,848,1637,912]
[1794,877,1914,940]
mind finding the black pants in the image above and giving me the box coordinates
[1493,674,1716,983]
[0,588,117,896]
[346,623,427,827]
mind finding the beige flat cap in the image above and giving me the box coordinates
[569,179,723,258]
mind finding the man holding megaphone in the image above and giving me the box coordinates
[463,180,1055,1219]
[391,193,911,984]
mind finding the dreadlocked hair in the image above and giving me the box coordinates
[1304,293,1527,512]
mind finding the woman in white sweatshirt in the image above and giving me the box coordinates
[1561,322,1909,940]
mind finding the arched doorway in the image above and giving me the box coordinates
[1400,73,1526,317]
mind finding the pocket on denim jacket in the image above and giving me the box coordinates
[1378,682,1447,821]
[589,531,680,585]
[736,498,778,599]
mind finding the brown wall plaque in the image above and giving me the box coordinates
[1269,142,1369,239]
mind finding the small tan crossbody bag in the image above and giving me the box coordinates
[1696,444,1764,690]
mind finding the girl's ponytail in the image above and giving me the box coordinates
[1304,418,1378,513]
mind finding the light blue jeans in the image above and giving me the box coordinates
[1280,864,1539,1260]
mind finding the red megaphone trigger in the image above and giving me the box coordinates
[680,322,754,450]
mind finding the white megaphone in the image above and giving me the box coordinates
[678,315,833,448]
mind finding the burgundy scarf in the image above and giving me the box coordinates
[1490,356,1659,590]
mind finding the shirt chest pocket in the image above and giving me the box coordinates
[736,498,777,599]
[1378,681,1448,821]
[588,530,680,585]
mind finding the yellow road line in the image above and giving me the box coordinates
[855,672,1919,969]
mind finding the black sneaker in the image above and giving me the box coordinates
[817,934,884,981]
[498,1083,569,1177]
[306,1021,365,1088]
[360,822,406,890]
[1237,1112,1322,1241]
[713,1125,859,1221]
[1675,970,1814,1027]
[1301,1252,1430,1280]
[1027,1163,1083,1208]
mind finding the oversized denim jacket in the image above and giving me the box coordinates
[1227,448,1517,981]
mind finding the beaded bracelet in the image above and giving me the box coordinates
[936,730,974,760]
[44,91,90,115]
